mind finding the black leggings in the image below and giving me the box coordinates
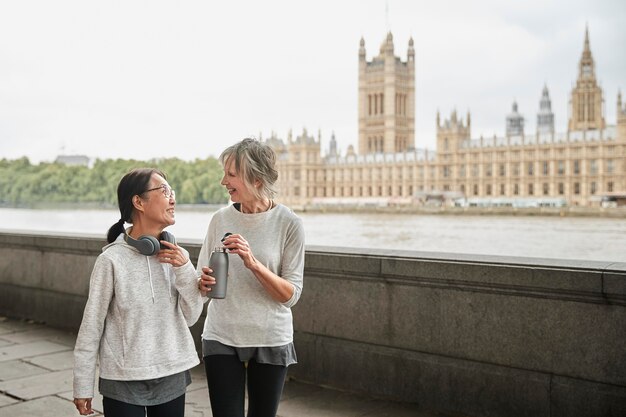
[204,355,288,417]
[102,394,185,417]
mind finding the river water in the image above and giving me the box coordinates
[0,206,624,263]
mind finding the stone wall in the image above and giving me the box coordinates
[0,230,624,416]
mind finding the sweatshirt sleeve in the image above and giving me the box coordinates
[173,252,204,326]
[280,216,305,308]
[73,255,115,399]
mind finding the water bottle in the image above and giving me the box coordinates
[208,246,229,299]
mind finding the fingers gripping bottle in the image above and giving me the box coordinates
[209,233,230,299]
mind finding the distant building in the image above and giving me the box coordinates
[54,155,90,167]
[269,28,625,208]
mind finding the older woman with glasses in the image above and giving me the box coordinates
[197,138,305,417]
[73,167,203,417]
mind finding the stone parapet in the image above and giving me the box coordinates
[0,230,624,416]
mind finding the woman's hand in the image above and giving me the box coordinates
[198,266,216,296]
[74,398,94,415]
[223,233,295,303]
[157,240,189,267]
[222,234,257,269]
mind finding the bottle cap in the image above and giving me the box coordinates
[213,246,227,252]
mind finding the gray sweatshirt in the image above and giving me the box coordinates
[197,203,305,347]
[73,233,203,399]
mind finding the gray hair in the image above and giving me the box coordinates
[219,138,278,200]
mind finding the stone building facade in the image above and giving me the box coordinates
[270,29,626,208]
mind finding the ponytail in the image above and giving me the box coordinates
[106,218,125,243]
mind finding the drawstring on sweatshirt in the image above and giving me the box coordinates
[146,257,155,303]
[146,257,174,303]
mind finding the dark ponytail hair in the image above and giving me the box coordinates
[106,168,167,243]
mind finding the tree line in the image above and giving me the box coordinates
[0,157,229,206]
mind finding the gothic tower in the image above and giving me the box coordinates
[618,91,626,140]
[506,101,525,137]
[358,33,415,155]
[436,109,471,153]
[568,26,605,132]
[536,85,555,136]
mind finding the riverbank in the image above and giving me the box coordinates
[294,204,626,218]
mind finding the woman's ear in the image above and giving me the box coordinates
[132,195,145,213]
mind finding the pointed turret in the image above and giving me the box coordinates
[359,37,366,61]
[380,31,394,55]
[618,90,626,141]
[537,84,555,135]
[408,37,415,62]
[506,100,525,137]
[328,131,337,157]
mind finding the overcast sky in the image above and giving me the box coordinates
[0,0,624,163]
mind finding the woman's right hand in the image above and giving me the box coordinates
[198,266,216,297]
[74,398,93,415]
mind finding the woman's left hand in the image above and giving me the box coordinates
[157,240,189,267]
[222,233,256,269]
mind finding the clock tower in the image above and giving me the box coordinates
[568,26,605,132]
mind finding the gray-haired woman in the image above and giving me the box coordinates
[197,138,305,417]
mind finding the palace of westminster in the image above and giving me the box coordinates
[267,28,626,208]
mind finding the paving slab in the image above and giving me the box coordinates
[0,359,48,381]
[0,392,18,407]
[188,364,208,392]
[0,340,71,362]
[185,385,212,417]
[0,395,102,417]
[0,328,75,345]
[24,350,74,371]
[0,369,73,400]
[0,338,13,347]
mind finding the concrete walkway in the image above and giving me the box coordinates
[0,317,447,417]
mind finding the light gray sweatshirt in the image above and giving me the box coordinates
[197,203,305,347]
[73,233,203,399]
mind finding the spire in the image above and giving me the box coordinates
[578,25,594,79]
[537,85,555,135]
[328,131,337,157]
[408,36,414,61]
[380,32,394,55]
[359,36,366,59]
[506,100,525,137]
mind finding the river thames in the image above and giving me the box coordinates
[0,206,624,263]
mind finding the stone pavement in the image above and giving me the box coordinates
[0,317,448,417]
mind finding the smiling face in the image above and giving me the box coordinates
[220,156,258,205]
[139,173,176,229]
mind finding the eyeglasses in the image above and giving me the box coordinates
[144,184,176,199]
